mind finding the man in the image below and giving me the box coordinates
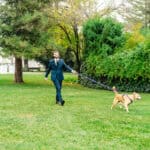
[45,51,77,106]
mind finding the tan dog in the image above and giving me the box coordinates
[111,87,141,112]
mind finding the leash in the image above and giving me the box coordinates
[78,73,112,91]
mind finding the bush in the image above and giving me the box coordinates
[81,17,150,92]
[83,17,125,58]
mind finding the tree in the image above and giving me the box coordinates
[0,0,53,83]
[124,23,145,49]
[83,17,125,58]
[81,16,150,92]
[118,0,150,28]
[81,17,125,87]
[45,0,117,72]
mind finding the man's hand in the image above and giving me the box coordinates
[72,70,78,74]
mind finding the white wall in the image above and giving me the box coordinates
[0,56,15,74]
[0,56,44,74]
[0,64,15,74]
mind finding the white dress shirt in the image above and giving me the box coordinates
[54,58,59,65]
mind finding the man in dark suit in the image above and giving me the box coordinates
[45,51,77,106]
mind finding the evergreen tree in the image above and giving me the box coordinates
[0,0,52,83]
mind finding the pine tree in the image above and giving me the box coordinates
[0,0,52,83]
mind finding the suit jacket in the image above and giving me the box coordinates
[45,59,73,81]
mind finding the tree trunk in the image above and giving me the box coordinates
[15,57,24,83]
[73,22,81,72]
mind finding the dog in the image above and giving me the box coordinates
[111,86,141,112]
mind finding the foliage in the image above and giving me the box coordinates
[45,0,118,71]
[81,17,150,92]
[83,17,125,58]
[0,0,56,82]
[118,0,150,28]
[47,0,87,71]
[124,23,145,49]
[0,1,51,58]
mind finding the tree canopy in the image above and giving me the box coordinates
[0,0,55,82]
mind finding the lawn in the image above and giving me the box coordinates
[0,73,150,150]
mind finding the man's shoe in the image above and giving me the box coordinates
[56,101,59,104]
[61,100,65,106]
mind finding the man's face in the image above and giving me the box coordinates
[53,52,60,58]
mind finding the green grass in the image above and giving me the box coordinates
[0,73,150,150]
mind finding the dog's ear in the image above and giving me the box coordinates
[112,86,118,93]
[112,86,116,90]
[132,92,136,97]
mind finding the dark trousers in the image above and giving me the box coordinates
[52,79,63,102]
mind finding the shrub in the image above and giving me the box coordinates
[83,17,125,58]
[81,17,150,92]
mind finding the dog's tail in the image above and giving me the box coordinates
[112,86,118,94]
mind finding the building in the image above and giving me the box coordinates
[0,56,15,74]
[0,55,44,74]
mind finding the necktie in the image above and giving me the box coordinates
[55,59,58,65]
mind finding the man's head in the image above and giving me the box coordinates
[53,51,60,59]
